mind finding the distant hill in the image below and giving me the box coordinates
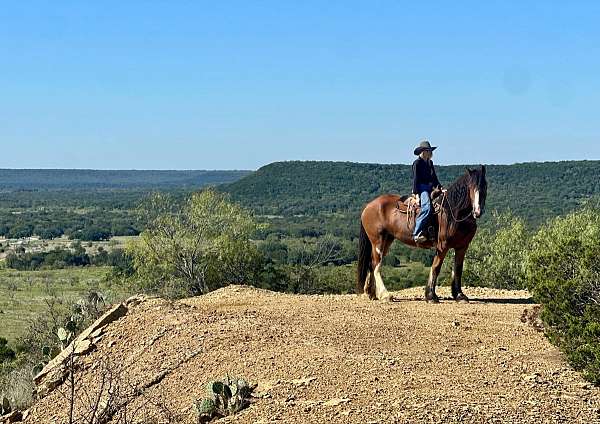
[0,169,251,190]
[225,160,600,226]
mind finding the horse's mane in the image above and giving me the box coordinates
[445,174,472,214]
[442,168,487,224]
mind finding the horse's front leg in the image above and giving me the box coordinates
[425,248,448,303]
[452,247,469,302]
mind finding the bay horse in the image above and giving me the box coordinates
[357,166,487,302]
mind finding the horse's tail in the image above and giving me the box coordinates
[357,221,372,294]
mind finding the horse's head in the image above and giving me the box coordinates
[465,165,487,219]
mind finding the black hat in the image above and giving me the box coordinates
[414,140,438,155]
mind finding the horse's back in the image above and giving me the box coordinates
[361,194,403,226]
[363,194,403,212]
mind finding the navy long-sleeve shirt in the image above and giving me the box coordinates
[412,157,442,194]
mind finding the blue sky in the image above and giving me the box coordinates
[1,1,599,169]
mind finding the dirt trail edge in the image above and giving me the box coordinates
[23,285,600,424]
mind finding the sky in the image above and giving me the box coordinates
[1,1,599,170]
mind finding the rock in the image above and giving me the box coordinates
[0,410,22,423]
[323,398,351,407]
[521,373,541,383]
[577,382,592,390]
[291,377,316,387]
[124,294,151,308]
[73,339,93,355]
[89,326,105,339]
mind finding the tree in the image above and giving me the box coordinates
[127,190,262,297]
[286,235,343,293]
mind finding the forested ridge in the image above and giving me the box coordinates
[0,169,250,190]
[225,160,600,226]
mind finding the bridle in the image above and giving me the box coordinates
[440,190,476,223]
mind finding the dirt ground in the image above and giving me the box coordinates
[24,285,600,423]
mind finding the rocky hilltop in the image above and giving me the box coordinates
[15,286,600,423]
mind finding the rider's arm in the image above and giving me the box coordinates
[412,160,419,194]
[431,161,443,190]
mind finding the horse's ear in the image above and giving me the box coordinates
[480,165,486,176]
[465,167,473,174]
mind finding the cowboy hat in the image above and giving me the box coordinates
[414,140,438,155]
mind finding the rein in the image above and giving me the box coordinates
[441,191,474,223]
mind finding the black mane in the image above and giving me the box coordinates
[445,174,473,213]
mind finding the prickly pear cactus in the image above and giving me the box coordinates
[33,345,53,376]
[1,395,11,415]
[195,398,215,415]
[58,327,69,343]
[193,375,254,422]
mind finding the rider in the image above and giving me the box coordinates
[412,140,444,244]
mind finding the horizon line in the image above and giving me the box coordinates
[0,158,598,172]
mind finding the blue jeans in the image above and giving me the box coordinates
[413,184,432,237]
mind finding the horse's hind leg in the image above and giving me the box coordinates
[452,247,469,302]
[373,234,394,301]
[425,248,448,303]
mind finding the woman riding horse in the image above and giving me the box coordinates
[412,141,445,244]
[358,151,487,303]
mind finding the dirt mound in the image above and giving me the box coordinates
[22,285,600,423]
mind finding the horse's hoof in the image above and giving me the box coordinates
[426,295,440,304]
[455,293,470,303]
[380,293,394,302]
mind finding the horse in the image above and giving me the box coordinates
[357,166,487,303]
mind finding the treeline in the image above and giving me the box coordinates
[1,160,599,243]
[0,169,250,190]
[0,209,140,240]
[6,243,129,271]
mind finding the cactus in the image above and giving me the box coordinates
[58,327,69,343]
[33,344,54,376]
[1,396,10,415]
[194,398,216,415]
[193,376,254,422]
[32,363,45,376]
[210,381,224,396]
[65,319,77,333]
[42,345,51,357]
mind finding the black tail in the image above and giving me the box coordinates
[357,222,373,295]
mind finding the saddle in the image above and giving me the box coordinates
[396,189,444,214]
[396,189,445,242]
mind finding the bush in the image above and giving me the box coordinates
[525,207,600,384]
[464,211,529,289]
[127,190,264,297]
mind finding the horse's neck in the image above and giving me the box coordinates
[445,186,472,215]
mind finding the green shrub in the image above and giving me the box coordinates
[127,190,264,297]
[525,207,600,384]
[464,211,530,289]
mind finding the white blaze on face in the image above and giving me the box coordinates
[473,189,481,216]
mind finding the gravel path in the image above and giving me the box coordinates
[25,285,600,423]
